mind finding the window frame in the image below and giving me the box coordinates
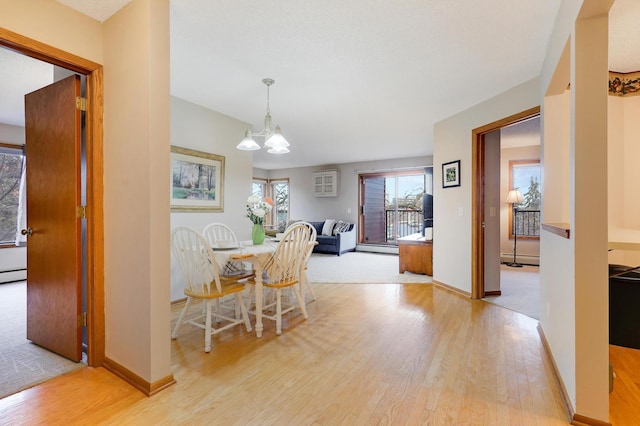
[252,177,290,229]
[508,159,541,241]
[0,142,24,248]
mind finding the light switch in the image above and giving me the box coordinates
[347,208,351,214]
[489,207,496,217]
[458,207,463,216]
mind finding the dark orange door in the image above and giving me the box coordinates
[24,75,82,362]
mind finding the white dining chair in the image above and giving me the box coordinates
[296,221,318,302]
[203,223,239,248]
[246,223,310,335]
[171,227,253,352]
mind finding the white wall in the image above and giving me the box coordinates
[608,95,640,266]
[540,88,575,401]
[259,156,432,226]
[539,1,612,420]
[169,97,253,301]
[102,0,172,384]
[433,77,541,294]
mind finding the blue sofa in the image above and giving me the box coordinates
[307,220,356,256]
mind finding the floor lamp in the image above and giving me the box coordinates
[505,189,524,268]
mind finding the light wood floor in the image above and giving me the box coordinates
[610,345,640,426]
[0,283,571,425]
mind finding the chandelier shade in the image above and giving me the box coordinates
[237,78,290,153]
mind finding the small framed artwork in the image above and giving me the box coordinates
[442,160,461,188]
[171,146,225,212]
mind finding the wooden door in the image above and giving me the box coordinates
[360,176,386,244]
[483,131,501,295]
[24,75,82,362]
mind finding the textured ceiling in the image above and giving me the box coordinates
[168,0,561,169]
[2,1,637,170]
[609,0,640,72]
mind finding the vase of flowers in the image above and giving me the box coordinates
[251,223,266,245]
[246,195,274,245]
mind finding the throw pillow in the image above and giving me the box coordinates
[333,220,350,235]
[322,219,336,236]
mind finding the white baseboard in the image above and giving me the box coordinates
[356,245,399,255]
[0,269,27,284]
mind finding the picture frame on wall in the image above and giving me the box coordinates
[170,146,224,212]
[442,160,461,188]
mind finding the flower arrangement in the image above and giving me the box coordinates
[246,195,274,225]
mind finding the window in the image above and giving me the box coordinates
[0,143,24,246]
[253,178,289,229]
[359,168,431,244]
[509,159,541,240]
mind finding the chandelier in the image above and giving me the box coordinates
[236,78,290,154]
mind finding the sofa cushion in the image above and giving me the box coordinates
[307,222,325,236]
[322,219,336,236]
[333,220,350,235]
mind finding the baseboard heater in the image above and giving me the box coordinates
[356,245,399,255]
[500,253,540,266]
[0,267,27,284]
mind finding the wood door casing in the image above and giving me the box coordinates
[25,75,82,362]
[1,26,105,367]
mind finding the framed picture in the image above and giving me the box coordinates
[171,146,224,212]
[442,160,461,188]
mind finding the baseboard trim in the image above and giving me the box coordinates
[538,325,574,422]
[171,297,187,306]
[571,414,612,426]
[484,290,502,296]
[432,280,471,298]
[538,326,612,426]
[102,357,176,397]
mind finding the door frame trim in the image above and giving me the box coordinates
[471,106,540,299]
[0,28,105,366]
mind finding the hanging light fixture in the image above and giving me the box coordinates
[237,78,290,154]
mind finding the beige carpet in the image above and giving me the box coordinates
[0,281,85,400]
[483,265,540,320]
[306,252,432,284]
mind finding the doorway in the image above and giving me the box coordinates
[471,106,540,300]
[0,29,105,370]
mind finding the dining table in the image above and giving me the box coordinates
[211,239,278,338]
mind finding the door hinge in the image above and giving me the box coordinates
[76,96,87,111]
[78,312,87,327]
[77,205,87,219]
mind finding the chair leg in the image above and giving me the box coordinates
[301,271,316,301]
[204,300,212,353]
[276,288,282,335]
[292,285,308,319]
[236,292,252,332]
[172,297,192,339]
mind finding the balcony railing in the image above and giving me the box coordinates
[385,209,424,242]
[514,209,541,237]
